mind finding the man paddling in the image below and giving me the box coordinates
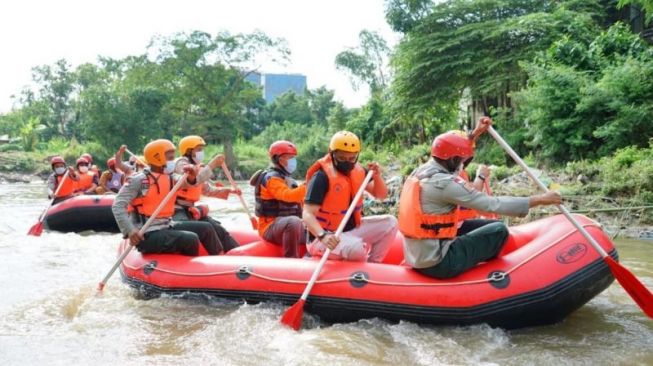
[398,117,562,278]
[112,139,223,256]
[303,131,397,262]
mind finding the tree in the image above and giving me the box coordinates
[391,0,604,114]
[30,59,78,139]
[618,0,653,24]
[149,30,290,168]
[326,102,350,132]
[335,30,391,94]
[515,23,653,161]
[306,86,336,124]
[384,0,435,33]
[266,91,313,125]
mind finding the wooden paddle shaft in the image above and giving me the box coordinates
[39,171,70,221]
[487,126,609,258]
[98,173,189,288]
[124,148,148,166]
[221,162,253,217]
[299,170,375,301]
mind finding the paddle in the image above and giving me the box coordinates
[221,162,258,230]
[28,170,71,236]
[281,170,375,330]
[96,173,189,292]
[124,148,148,167]
[488,126,653,318]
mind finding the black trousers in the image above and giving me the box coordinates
[137,220,222,255]
[173,208,239,253]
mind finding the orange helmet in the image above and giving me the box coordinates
[269,140,297,158]
[81,153,93,164]
[76,157,90,166]
[329,131,360,153]
[50,156,65,169]
[179,136,206,156]
[144,139,175,166]
[431,131,474,160]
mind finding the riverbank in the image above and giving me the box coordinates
[3,148,652,240]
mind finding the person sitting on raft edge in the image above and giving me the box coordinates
[302,131,398,263]
[46,156,78,204]
[251,140,307,258]
[398,117,562,279]
[111,139,224,256]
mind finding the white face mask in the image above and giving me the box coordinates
[79,166,89,173]
[284,157,297,174]
[194,151,204,164]
[55,167,66,175]
[164,160,176,174]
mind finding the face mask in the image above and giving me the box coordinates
[284,158,297,174]
[334,159,355,174]
[79,166,89,173]
[194,151,204,164]
[164,160,176,174]
[55,167,66,175]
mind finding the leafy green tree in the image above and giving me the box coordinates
[326,102,350,132]
[384,0,435,34]
[391,0,603,114]
[306,86,336,124]
[335,30,391,94]
[30,59,78,139]
[266,91,313,125]
[618,0,653,24]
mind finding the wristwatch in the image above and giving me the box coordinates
[317,231,327,240]
[477,174,486,181]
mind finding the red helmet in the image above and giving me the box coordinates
[81,153,93,164]
[50,156,65,168]
[269,140,297,158]
[107,157,116,168]
[76,157,89,166]
[431,131,474,160]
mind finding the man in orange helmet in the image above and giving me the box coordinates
[252,140,306,258]
[46,156,78,203]
[303,131,397,263]
[73,157,98,194]
[173,135,241,253]
[112,139,223,256]
[398,117,562,279]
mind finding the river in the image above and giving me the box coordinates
[0,182,651,366]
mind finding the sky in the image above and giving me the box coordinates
[0,0,399,114]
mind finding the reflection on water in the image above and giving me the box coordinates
[0,182,651,365]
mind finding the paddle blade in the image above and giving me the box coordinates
[280,299,305,330]
[605,256,653,318]
[250,216,259,230]
[27,222,44,236]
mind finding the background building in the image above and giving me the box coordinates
[245,72,307,103]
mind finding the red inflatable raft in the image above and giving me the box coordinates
[44,195,119,233]
[119,214,616,329]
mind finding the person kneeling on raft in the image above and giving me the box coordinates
[111,139,223,256]
[398,117,562,279]
[173,135,241,253]
[303,131,398,263]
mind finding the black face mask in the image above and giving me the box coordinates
[334,160,355,174]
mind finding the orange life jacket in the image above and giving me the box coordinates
[305,154,366,232]
[75,171,95,192]
[177,184,202,205]
[130,172,175,218]
[54,174,75,198]
[398,170,459,240]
